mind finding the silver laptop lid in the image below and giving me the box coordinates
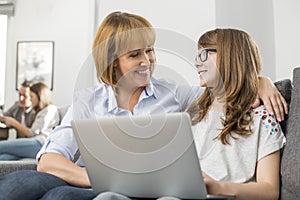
[72,112,207,199]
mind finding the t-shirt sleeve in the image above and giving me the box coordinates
[256,106,286,161]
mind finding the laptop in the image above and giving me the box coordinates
[71,112,235,199]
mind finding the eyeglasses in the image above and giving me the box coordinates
[195,49,217,62]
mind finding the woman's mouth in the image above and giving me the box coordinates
[136,68,150,76]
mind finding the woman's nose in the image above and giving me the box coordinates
[140,52,151,66]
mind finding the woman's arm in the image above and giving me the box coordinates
[258,76,288,122]
[203,150,281,200]
[37,152,91,188]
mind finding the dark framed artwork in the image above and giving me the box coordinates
[16,41,54,90]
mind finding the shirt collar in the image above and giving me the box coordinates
[140,80,156,100]
[25,106,33,113]
[106,80,157,113]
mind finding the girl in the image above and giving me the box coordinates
[188,28,286,200]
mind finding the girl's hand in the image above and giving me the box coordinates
[202,172,223,195]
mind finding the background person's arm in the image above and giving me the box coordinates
[0,116,32,137]
[37,152,91,188]
[203,150,280,200]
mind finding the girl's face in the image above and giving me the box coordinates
[116,46,155,89]
[30,91,39,108]
[195,48,218,88]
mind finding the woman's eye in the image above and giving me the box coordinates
[130,52,139,58]
[146,48,153,53]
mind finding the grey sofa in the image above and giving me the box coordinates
[0,68,299,199]
[280,67,300,200]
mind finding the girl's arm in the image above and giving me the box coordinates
[37,152,91,188]
[203,150,280,200]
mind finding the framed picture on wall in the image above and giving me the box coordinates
[16,41,54,90]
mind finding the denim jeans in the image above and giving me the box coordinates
[0,170,96,200]
[0,138,42,160]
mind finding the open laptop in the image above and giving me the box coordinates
[71,112,235,199]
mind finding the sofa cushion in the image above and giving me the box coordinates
[58,106,69,124]
[0,159,36,176]
[281,67,300,199]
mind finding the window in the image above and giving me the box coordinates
[0,14,7,106]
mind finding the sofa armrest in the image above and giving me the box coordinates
[280,67,300,199]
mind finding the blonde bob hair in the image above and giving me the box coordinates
[187,28,262,144]
[92,11,156,86]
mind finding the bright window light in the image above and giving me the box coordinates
[0,14,7,106]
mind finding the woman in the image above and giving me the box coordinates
[187,28,285,199]
[0,82,60,160]
[0,12,287,200]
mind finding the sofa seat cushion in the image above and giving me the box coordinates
[0,158,36,176]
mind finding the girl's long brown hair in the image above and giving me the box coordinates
[187,28,262,144]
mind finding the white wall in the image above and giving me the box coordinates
[4,0,95,109]
[215,0,300,81]
[215,0,276,80]
[274,0,300,81]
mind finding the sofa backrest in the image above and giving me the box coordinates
[57,106,69,124]
[274,79,292,134]
[280,67,300,200]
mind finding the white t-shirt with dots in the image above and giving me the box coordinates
[192,105,286,183]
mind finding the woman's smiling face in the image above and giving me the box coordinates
[116,46,155,89]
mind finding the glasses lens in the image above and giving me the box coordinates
[200,49,207,62]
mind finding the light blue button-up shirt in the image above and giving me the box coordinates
[37,78,203,166]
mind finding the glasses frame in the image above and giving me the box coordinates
[195,48,217,62]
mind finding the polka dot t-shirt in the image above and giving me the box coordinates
[192,105,286,183]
